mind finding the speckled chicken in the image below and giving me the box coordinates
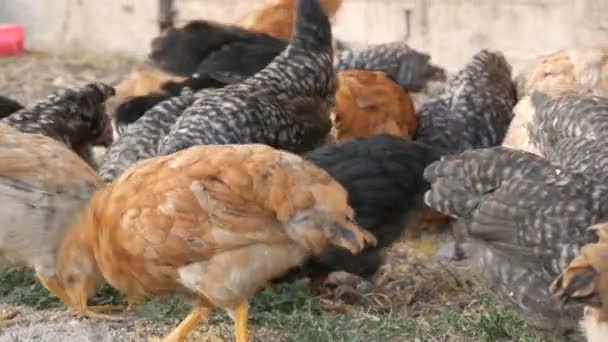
[515,45,608,99]
[334,41,446,92]
[235,0,343,41]
[415,50,516,155]
[0,83,115,168]
[423,147,608,336]
[50,144,376,342]
[527,92,608,182]
[332,70,417,142]
[551,223,608,342]
[0,95,23,118]
[157,0,335,156]
[276,135,441,282]
[98,88,196,183]
[0,123,108,323]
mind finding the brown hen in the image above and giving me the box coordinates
[235,0,342,41]
[551,223,608,342]
[52,144,376,342]
[332,70,417,142]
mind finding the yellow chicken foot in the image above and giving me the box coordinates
[148,304,213,342]
[67,286,125,320]
[232,301,249,342]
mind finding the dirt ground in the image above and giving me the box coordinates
[0,51,548,342]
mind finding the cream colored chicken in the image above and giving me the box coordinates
[515,45,608,98]
[0,123,114,322]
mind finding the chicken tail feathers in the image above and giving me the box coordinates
[291,0,332,51]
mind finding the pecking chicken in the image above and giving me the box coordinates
[50,143,376,342]
[0,95,23,118]
[334,41,446,93]
[415,49,516,156]
[332,70,417,142]
[157,0,335,156]
[515,45,608,99]
[0,83,115,168]
[423,146,608,336]
[235,0,343,41]
[0,123,114,322]
[98,88,196,183]
[551,223,608,342]
[275,134,441,283]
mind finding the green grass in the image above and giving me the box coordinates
[0,269,552,341]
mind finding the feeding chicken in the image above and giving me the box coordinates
[0,123,119,322]
[99,88,196,183]
[415,49,516,155]
[50,143,376,342]
[515,45,608,99]
[157,0,335,156]
[332,70,417,142]
[423,146,607,336]
[0,83,115,168]
[275,134,440,284]
[551,223,608,342]
[0,95,23,118]
[334,41,446,93]
[235,0,343,41]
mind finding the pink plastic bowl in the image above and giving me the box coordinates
[0,25,24,56]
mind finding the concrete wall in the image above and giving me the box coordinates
[1,0,607,73]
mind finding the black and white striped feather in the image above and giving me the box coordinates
[157,0,335,156]
[415,50,516,156]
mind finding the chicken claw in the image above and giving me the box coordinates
[148,304,213,342]
[0,309,19,323]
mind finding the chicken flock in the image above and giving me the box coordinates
[0,0,607,341]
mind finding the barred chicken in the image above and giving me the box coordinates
[0,123,107,323]
[157,0,335,156]
[334,41,446,93]
[415,50,516,155]
[515,45,608,99]
[98,88,196,183]
[0,83,115,168]
[235,0,343,41]
[423,147,608,336]
[332,70,417,142]
[276,135,440,283]
[551,223,608,342]
[0,95,23,118]
[51,144,376,342]
[527,92,608,181]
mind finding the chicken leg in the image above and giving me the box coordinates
[148,303,213,342]
[232,301,249,342]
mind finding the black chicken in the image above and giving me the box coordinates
[0,95,23,118]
